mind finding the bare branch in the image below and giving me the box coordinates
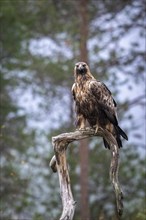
[110,143,123,217]
[50,127,123,219]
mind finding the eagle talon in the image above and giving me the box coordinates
[75,128,85,131]
[79,128,86,131]
[79,127,94,132]
[76,126,91,132]
[85,127,92,131]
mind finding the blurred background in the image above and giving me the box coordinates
[0,0,145,219]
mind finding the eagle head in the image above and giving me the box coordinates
[74,62,89,75]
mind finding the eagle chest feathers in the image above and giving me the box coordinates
[74,80,101,126]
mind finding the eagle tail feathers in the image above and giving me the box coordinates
[116,135,123,148]
[117,126,128,140]
[103,136,122,149]
[103,138,110,149]
[103,126,128,149]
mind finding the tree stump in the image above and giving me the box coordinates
[49,127,123,220]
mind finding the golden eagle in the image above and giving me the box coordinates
[72,62,128,149]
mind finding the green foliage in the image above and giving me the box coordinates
[136,209,146,220]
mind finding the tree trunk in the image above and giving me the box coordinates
[79,139,90,220]
[78,0,90,219]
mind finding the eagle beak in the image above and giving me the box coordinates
[78,64,84,71]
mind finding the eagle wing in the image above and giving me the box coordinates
[89,80,118,126]
[89,79,128,148]
[72,83,76,101]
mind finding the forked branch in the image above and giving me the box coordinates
[50,127,123,220]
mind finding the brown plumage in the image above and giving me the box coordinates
[72,61,128,149]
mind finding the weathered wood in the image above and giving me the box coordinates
[50,127,123,220]
[110,143,123,217]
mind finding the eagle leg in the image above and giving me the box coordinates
[94,125,99,134]
[76,114,86,130]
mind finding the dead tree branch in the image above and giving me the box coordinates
[50,127,123,219]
